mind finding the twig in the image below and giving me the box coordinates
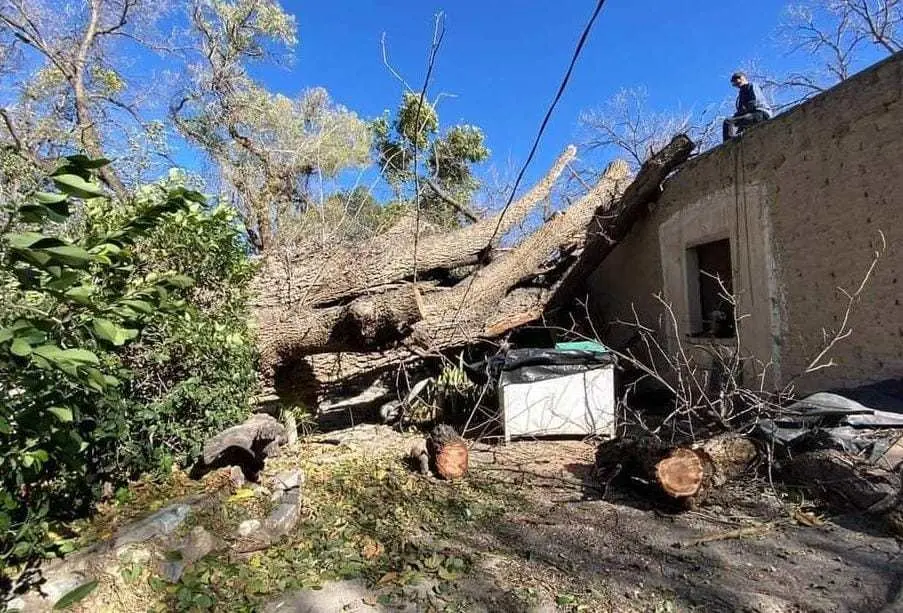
[380,32,415,93]
[804,230,885,373]
[411,12,446,284]
[675,519,788,548]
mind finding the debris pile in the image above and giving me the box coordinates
[251,136,695,407]
[595,388,903,535]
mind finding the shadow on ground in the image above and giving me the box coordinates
[453,440,903,613]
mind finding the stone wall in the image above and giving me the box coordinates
[588,52,903,393]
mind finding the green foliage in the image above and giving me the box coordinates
[276,186,408,250]
[0,160,255,568]
[178,2,372,250]
[395,92,439,150]
[374,93,489,228]
[53,579,98,610]
[108,184,257,479]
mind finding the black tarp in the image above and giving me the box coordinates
[497,348,615,385]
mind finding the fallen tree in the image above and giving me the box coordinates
[252,135,695,402]
[594,433,903,535]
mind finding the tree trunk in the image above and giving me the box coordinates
[551,134,695,308]
[252,136,699,403]
[72,0,127,200]
[253,146,577,311]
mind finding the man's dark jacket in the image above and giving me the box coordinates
[736,82,772,118]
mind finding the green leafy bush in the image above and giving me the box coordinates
[99,175,257,479]
[0,160,256,569]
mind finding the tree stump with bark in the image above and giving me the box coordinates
[595,435,759,507]
[428,425,469,480]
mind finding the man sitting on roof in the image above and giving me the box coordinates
[722,72,772,142]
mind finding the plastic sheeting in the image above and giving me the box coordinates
[756,379,903,460]
[499,348,616,385]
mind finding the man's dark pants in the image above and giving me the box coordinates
[722,111,768,141]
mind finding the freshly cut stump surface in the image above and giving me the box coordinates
[656,448,706,498]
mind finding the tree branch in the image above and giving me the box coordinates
[422,175,478,223]
[0,108,23,151]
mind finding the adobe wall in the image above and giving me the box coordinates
[588,52,903,393]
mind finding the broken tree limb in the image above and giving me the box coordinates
[191,414,287,482]
[776,448,903,535]
[551,134,695,308]
[253,134,692,401]
[254,146,576,311]
[410,158,631,350]
[423,176,479,223]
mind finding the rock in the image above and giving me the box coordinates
[159,527,221,583]
[264,487,302,537]
[273,469,303,491]
[11,571,93,611]
[251,483,271,496]
[409,438,430,475]
[283,411,298,446]
[237,519,262,538]
[379,400,402,424]
[43,572,92,607]
[192,413,287,481]
[233,478,303,553]
[229,465,246,487]
[264,579,382,612]
[117,545,152,565]
[114,503,192,549]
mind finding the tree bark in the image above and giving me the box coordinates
[409,158,631,350]
[72,0,127,199]
[777,448,903,534]
[551,134,695,308]
[253,136,698,401]
[256,157,630,393]
[253,146,577,311]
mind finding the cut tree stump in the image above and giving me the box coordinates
[428,425,469,480]
[595,434,759,507]
[656,448,711,498]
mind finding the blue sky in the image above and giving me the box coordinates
[247,0,810,191]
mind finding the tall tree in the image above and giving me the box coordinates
[0,0,175,196]
[173,0,372,251]
[373,92,489,227]
[769,0,902,101]
[578,87,718,171]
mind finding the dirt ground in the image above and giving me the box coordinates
[55,424,903,613]
[458,439,903,613]
[275,426,903,613]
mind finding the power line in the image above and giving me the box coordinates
[412,13,446,284]
[452,0,608,318]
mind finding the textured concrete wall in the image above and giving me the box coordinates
[589,52,903,393]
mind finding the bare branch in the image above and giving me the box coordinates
[422,175,478,223]
[803,230,886,373]
[0,107,23,151]
[380,32,415,93]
